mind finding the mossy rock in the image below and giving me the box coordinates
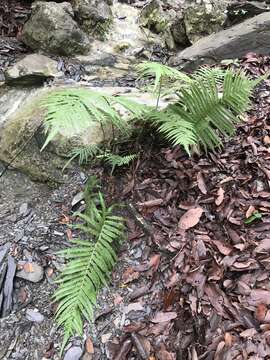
[0,86,111,183]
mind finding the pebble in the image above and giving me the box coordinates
[18,203,31,218]
[64,346,83,360]
[71,191,84,208]
[26,309,44,323]
[101,333,112,344]
[16,262,44,283]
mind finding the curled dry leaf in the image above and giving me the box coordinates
[215,187,225,206]
[212,239,233,256]
[246,205,256,218]
[178,207,204,231]
[197,172,207,194]
[122,267,140,284]
[151,311,177,323]
[138,199,164,208]
[149,254,161,272]
[131,333,151,360]
[157,350,176,360]
[86,337,94,354]
[255,303,267,322]
[248,289,270,306]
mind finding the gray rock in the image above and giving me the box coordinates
[19,203,31,218]
[170,12,270,71]
[16,262,44,283]
[26,308,44,323]
[183,0,227,44]
[5,54,62,86]
[71,0,113,40]
[64,346,83,360]
[22,1,91,56]
[0,85,163,182]
[138,0,179,49]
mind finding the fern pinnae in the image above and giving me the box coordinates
[53,192,125,353]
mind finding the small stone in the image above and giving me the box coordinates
[16,262,44,283]
[101,333,112,344]
[71,191,85,208]
[64,346,83,360]
[19,203,30,218]
[26,308,44,323]
[4,54,62,85]
[39,245,49,251]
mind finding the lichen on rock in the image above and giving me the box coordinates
[183,0,227,43]
[21,1,91,56]
[71,0,113,40]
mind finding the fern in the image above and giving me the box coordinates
[138,63,261,152]
[41,62,264,157]
[136,61,191,93]
[41,88,148,150]
[103,153,137,173]
[63,143,137,173]
[53,192,125,353]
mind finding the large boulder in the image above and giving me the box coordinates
[138,0,188,49]
[169,12,270,70]
[71,0,113,40]
[0,84,162,183]
[21,1,91,56]
[183,0,227,44]
[4,54,62,86]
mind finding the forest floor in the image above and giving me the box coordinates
[1,2,270,359]
[0,53,270,360]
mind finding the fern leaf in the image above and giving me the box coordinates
[136,61,191,93]
[41,89,150,150]
[103,153,137,173]
[154,67,257,152]
[53,193,124,353]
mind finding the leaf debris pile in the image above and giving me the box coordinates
[95,53,270,359]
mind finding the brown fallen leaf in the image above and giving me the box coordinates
[156,350,176,360]
[264,135,270,145]
[66,228,73,240]
[113,338,133,360]
[248,289,270,306]
[197,172,207,194]
[131,333,151,360]
[122,267,140,284]
[125,302,144,313]
[240,328,257,338]
[151,311,177,323]
[86,337,94,354]
[255,303,267,322]
[212,239,233,256]
[149,254,161,272]
[178,207,204,231]
[246,205,256,218]
[46,267,54,277]
[215,187,225,206]
[254,238,270,253]
[138,199,164,208]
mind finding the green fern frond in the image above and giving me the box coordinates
[103,153,137,173]
[53,192,125,353]
[136,61,191,93]
[41,89,149,150]
[69,145,102,165]
[152,67,257,152]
